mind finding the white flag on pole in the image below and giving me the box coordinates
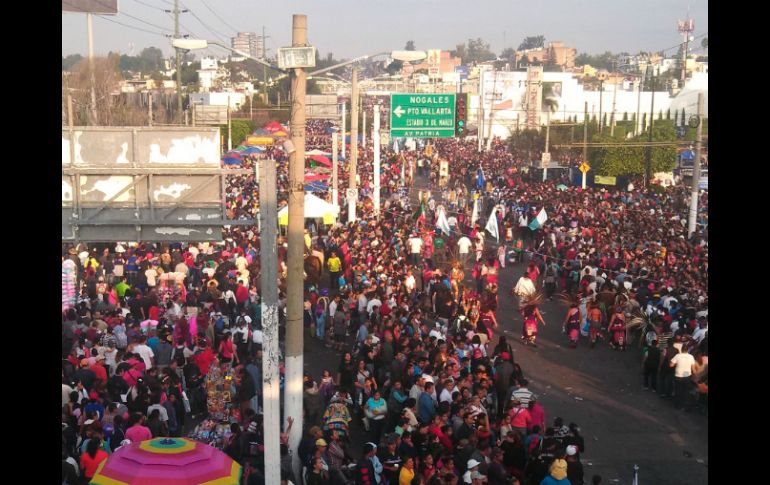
[437,207,451,236]
[471,198,480,226]
[485,207,499,242]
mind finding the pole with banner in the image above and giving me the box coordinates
[332,132,339,209]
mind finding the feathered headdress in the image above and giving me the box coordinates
[555,292,580,307]
[521,290,545,309]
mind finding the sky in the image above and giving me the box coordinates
[62,0,708,60]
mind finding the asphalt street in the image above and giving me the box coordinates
[301,172,708,485]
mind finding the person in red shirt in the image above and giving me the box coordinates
[235,281,249,310]
[80,437,109,481]
[218,333,237,365]
[90,357,108,387]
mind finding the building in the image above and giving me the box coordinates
[231,32,264,59]
[408,50,462,76]
[516,41,577,70]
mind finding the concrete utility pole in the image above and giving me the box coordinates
[262,26,270,104]
[688,93,704,236]
[348,68,359,223]
[87,13,98,125]
[341,102,346,159]
[583,101,588,164]
[543,109,551,182]
[636,67,645,136]
[148,93,153,126]
[362,104,367,148]
[598,79,604,133]
[285,13,307,482]
[610,76,618,136]
[258,157,281,485]
[173,0,184,117]
[373,103,381,216]
[227,95,232,151]
[332,132,339,208]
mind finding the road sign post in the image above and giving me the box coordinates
[579,162,590,189]
[390,93,456,138]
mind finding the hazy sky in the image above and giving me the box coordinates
[62,0,708,60]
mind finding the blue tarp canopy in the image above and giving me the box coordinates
[304,181,329,192]
[242,146,265,155]
[222,157,242,165]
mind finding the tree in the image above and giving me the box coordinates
[500,48,517,65]
[405,40,416,51]
[62,54,84,71]
[469,38,496,63]
[701,37,708,56]
[517,35,545,51]
[641,113,647,130]
[674,110,679,126]
[453,43,467,63]
[180,61,200,86]
[62,56,125,126]
[622,112,628,121]
[680,108,686,127]
[574,51,616,70]
[541,82,559,113]
[666,108,671,120]
[139,47,164,71]
[591,125,677,176]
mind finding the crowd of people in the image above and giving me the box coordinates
[62,118,707,485]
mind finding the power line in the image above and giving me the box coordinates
[198,0,240,34]
[94,14,168,37]
[83,0,172,31]
[180,1,230,43]
[133,0,166,11]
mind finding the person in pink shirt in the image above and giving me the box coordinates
[528,398,546,434]
[124,413,153,442]
[508,399,532,437]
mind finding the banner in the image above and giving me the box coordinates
[594,175,617,186]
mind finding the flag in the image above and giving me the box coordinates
[437,208,451,236]
[471,198,480,226]
[412,201,425,225]
[485,207,499,242]
[393,140,400,153]
[528,207,548,230]
[476,167,485,189]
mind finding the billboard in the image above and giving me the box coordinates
[62,127,221,167]
[193,105,228,125]
[306,94,339,119]
[61,0,118,14]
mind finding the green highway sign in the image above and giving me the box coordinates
[390,93,456,138]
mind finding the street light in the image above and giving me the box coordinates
[171,38,286,73]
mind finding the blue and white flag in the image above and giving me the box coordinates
[476,167,485,189]
[485,207,499,242]
[528,207,548,230]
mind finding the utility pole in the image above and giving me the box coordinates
[227,95,232,151]
[341,102,346,159]
[285,13,307,482]
[645,69,656,186]
[86,13,98,125]
[172,0,187,118]
[148,93,153,126]
[348,68,359,223]
[598,79,604,133]
[688,93,704,236]
[582,101,588,164]
[477,70,484,152]
[362,103,367,149]
[332,132,339,208]
[610,74,618,136]
[258,156,281,485]
[262,26,270,104]
[636,66,645,136]
[373,103,381,216]
[543,109,551,182]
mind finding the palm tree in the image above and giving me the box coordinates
[541,82,559,113]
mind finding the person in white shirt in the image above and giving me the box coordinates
[670,347,696,410]
[134,337,155,370]
[145,266,158,288]
[367,297,382,316]
[404,270,416,293]
[513,273,536,307]
[407,235,424,266]
[439,379,455,404]
[692,318,708,343]
[457,236,472,268]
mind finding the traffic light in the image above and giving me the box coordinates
[455,93,467,137]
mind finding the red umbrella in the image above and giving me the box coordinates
[264,121,283,133]
[309,155,332,167]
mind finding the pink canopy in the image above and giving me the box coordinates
[90,438,241,485]
[309,155,332,167]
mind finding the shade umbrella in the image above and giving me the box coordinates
[264,121,283,132]
[253,128,271,135]
[233,145,247,151]
[90,438,242,485]
[272,130,288,138]
[242,146,265,155]
[309,155,332,167]
[556,184,568,191]
[222,157,242,166]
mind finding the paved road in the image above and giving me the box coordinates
[302,172,708,485]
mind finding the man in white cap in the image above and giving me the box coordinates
[463,459,482,484]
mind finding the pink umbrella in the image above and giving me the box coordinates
[309,155,332,167]
[90,438,241,485]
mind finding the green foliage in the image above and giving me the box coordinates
[681,108,686,126]
[590,124,677,176]
[180,62,200,86]
[657,110,663,120]
[574,51,616,70]
[507,129,544,155]
[62,54,84,71]
[405,40,416,51]
[500,48,517,64]
[622,112,628,122]
[518,35,545,51]
[641,113,647,129]
[666,108,671,120]
[674,110,679,126]
[462,38,496,64]
[219,120,256,147]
